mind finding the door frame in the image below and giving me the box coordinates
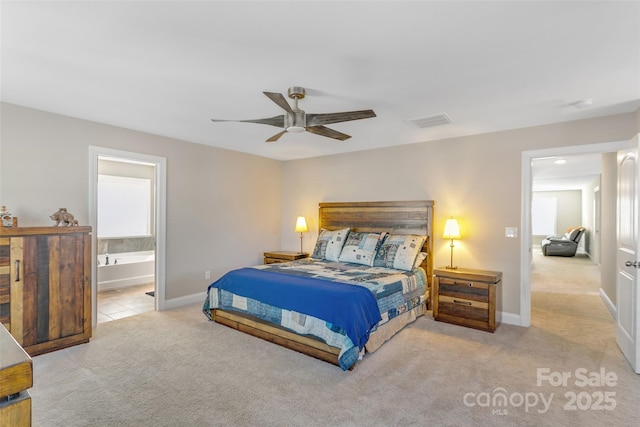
[520,139,634,327]
[88,146,167,326]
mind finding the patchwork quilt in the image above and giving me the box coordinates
[203,258,427,370]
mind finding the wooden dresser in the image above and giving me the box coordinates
[0,226,92,356]
[433,267,502,332]
[0,323,32,427]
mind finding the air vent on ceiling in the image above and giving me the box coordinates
[408,113,454,128]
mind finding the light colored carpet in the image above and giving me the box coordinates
[531,249,600,294]
[30,255,640,426]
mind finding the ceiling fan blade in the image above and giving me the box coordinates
[263,92,295,115]
[211,115,285,128]
[266,130,287,143]
[306,110,376,126]
[306,125,351,141]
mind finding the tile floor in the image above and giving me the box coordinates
[97,282,155,323]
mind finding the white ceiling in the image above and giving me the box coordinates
[531,153,601,191]
[1,1,639,162]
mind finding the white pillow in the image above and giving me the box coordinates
[311,228,350,261]
[338,231,387,266]
[413,252,428,269]
[373,234,427,271]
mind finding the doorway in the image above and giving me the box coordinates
[89,147,167,327]
[520,140,634,327]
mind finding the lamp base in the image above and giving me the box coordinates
[446,241,457,270]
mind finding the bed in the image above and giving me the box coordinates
[203,200,434,370]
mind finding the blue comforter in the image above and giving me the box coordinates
[208,267,382,350]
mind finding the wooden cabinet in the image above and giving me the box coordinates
[433,267,502,332]
[0,227,92,356]
[263,251,309,264]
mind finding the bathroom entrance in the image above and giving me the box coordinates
[89,147,167,325]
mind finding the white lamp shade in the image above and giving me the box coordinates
[295,216,308,233]
[443,218,461,239]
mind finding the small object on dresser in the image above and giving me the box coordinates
[433,267,502,332]
[0,205,16,227]
[263,250,309,264]
[50,208,78,226]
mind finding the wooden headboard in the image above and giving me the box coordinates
[318,200,434,289]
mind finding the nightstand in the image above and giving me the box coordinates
[433,267,502,332]
[263,251,309,264]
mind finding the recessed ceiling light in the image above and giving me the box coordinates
[555,159,567,165]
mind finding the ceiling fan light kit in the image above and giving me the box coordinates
[211,86,376,142]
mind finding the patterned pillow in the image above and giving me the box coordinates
[338,231,387,266]
[373,234,427,271]
[312,228,350,261]
[413,251,428,268]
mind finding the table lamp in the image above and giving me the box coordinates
[295,216,308,254]
[443,217,461,269]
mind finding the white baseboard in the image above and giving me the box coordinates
[163,292,207,310]
[599,288,616,320]
[500,311,523,327]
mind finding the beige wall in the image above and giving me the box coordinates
[280,112,639,323]
[0,103,283,300]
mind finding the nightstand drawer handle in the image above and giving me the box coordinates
[453,281,473,287]
[453,299,472,306]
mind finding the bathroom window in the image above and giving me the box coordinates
[98,174,151,238]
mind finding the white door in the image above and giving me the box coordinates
[616,135,640,373]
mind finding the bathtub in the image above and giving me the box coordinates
[97,250,155,291]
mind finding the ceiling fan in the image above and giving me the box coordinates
[211,86,376,142]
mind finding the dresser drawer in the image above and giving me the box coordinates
[438,295,489,322]
[437,277,490,302]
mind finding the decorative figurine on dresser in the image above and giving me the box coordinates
[0,205,17,227]
[0,224,92,356]
[433,267,502,332]
[49,208,79,226]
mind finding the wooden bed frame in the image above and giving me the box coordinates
[211,200,435,368]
